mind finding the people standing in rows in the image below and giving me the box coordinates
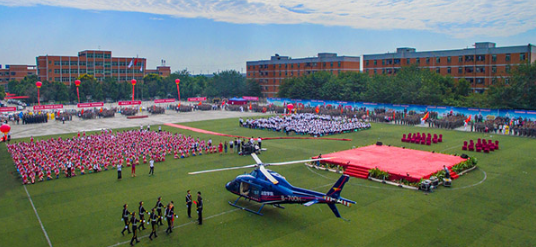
[129,211,141,246]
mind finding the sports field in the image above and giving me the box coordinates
[1,118,535,247]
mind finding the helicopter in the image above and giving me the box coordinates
[189,153,355,219]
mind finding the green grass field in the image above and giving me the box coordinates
[1,118,535,247]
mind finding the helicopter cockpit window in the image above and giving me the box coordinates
[240,182,251,196]
[249,170,257,177]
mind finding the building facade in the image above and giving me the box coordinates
[246,53,360,97]
[36,50,169,85]
[0,65,37,85]
[363,42,536,92]
[145,66,171,77]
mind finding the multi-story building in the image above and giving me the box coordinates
[363,42,536,92]
[36,50,170,85]
[246,53,360,97]
[146,66,171,77]
[0,64,37,85]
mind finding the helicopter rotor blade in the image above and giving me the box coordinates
[251,153,263,165]
[266,157,334,166]
[259,165,279,185]
[188,164,257,175]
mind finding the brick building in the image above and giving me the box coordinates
[36,50,170,85]
[0,64,37,85]
[363,42,536,92]
[246,53,360,97]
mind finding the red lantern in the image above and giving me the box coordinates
[75,80,81,87]
[131,79,137,86]
[36,81,42,89]
[0,124,10,134]
[175,79,180,85]
[287,104,294,111]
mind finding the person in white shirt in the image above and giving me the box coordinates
[149,158,154,175]
[117,163,122,180]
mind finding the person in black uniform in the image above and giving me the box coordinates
[138,201,147,230]
[185,190,192,218]
[121,204,132,235]
[196,191,203,225]
[165,203,174,233]
[130,211,141,246]
[155,197,164,226]
[148,208,158,240]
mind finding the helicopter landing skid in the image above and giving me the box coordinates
[229,196,276,216]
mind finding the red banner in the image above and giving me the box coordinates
[0,107,17,112]
[187,97,207,102]
[243,96,259,101]
[77,102,104,108]
[33,104,64,110]
[154,98,175,104]
[118,101,142,106]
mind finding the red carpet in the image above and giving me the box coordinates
[316,145,465,182]
[164,123,351,141]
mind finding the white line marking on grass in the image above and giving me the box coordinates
[107,208,239,247]
[449,168,487,190]
[24,185,53,247]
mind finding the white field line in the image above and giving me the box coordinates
[24,185,53,247]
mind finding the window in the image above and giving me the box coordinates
[458,67,463,74]
[95,61,103,66]
[492,66,497,73]
[406,58,410,64]
[291,64,294,68]
[447,56,451,63]
[465,66,474,73]
[476,55,485,61]
[54,61,60,66]
[505,54,511,62]
[382,60,385,65]
[373,60,377,66]
[447,67,451,74]
[79,61,86,66]
[394,59,400,65]
[476,67,485,73]
[465,55,474,62]
[338,62,341,67]
[87,53,94,58]
[426,57,430,64]
[366,60,369,66]
[492,55,497,62]
[374,69,377,74]
[436,57,440,63]
[70,61,78,66]
[476,78,484,84]
[54,69,60,73]
[458,56,463,63]
[297,63,300,68]
[382,69,385,74]
[104,54,111,59]
[505,78,510,84]
[520,53,526,61]
[416,58,420,64]
[436,67,440,73]
[505,65,511,73]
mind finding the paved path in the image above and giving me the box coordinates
[8,110,265,139]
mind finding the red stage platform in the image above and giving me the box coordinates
[317,145,466,182]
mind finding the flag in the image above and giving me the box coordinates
[127,58,134,68]
[249,103,252,110]
[465,115,471,123]
[140,63,143,72]
[421,112,429,121]
[134,56,138,67]
[198,101,202,106]
[315,105,319,114]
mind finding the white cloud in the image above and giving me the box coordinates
[1,0,534,37]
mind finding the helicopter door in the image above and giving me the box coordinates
[240,182,251,196]
[240,182,260,200]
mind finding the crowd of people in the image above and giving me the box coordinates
[240,113,371,136]
[7,129,224,185]
[122,192,203,245]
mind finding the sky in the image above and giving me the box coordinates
[0,0,535,74]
